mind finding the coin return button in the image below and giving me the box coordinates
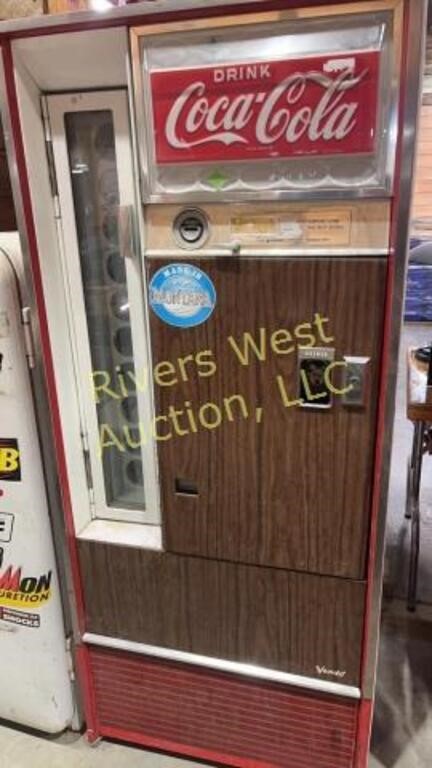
[180,217,203,243]
[173,208,209,249]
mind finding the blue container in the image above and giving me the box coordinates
[405,264,432,322]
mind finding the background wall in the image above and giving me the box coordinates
[0,2,45,233]
[0,0,45,18]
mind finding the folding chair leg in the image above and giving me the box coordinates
[407,422,424,612]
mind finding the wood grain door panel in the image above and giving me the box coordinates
[79,540,365,686]
[147,257,386,579]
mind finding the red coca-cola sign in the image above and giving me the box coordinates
[150,51,380,165]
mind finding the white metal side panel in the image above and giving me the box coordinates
[0,237,74,733]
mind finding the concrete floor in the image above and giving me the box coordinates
[370,602,432,768]
[1,324,432,767]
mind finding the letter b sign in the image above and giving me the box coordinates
[0,439,21,481]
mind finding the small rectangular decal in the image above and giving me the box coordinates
[0,512,14,543]
[0,607,40,629]
[301,208,352,246]
[298,347,335,409]
[231,215,280,239]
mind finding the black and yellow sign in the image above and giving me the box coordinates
[0,565,52,608]
[0,439,21,481]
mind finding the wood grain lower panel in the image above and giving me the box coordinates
[147,257,386,579]
[79,540,365,686]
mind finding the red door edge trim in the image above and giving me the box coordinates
[75,644,100,741]
[355,699,373,768]
[1,39,87,634]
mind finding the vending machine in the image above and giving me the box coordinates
[0,0,425,766]
[0,233,75,732]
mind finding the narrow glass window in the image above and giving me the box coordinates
[64,110,145,510]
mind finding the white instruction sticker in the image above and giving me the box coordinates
[280,221,304,240]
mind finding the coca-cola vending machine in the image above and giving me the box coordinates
[0,1,425,766]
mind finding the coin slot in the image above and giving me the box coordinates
[342,356,370,407]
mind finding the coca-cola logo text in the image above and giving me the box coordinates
[150,51,379,164]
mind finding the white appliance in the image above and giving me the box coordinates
[0,233,75,733]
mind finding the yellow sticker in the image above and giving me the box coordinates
[0,565,52,609]
[230,215,281,239]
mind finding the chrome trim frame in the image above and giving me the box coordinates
[130,1,402,204]
[362,0,428,700]
[83,632,361,700]
[142,187,393,204]
[145,247,389,258]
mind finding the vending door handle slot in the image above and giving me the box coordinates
[175,477,199,496]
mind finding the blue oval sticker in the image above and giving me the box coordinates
[149,263,216,328]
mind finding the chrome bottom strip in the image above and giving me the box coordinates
[83,632,361,700]
[145,248,388,259]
